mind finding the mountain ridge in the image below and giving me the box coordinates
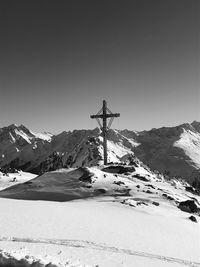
[0,121,200,185]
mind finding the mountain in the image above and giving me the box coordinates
[0,122,200,185]
[121,121,200,183]
[0,124,54,173]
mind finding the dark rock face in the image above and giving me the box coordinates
[146,190,153,194]
[102,165,135,174]
[133,174,149,182]
[188,215,198,223]
[78,168,93,183]
[162,194,174,201]
[113,181,125,186]
[192,178,200,192]
[145,184,155,189]
[152,201,159,206]
[97,188,107,193]
[178,200,198,213]
[0,252,58,267]
[32,152,64,175]
[185,186,200,195]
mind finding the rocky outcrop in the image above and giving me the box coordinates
[32,152,64,175]
[188,215,198,223]
[178,200,198,213]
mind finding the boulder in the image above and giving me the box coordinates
[113,181,125,186]
[102,165,135,174]
[97,188,107,194]
[188,215,198,223]
[152,201,159,206]
[178,200,198,213]
[133,174,149,182]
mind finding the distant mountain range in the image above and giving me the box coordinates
[0,122,200,185]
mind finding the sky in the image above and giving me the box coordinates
[0,0,199,133]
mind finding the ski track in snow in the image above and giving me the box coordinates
[0,237,199,267]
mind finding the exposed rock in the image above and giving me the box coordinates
[162,193,174,201]
[78,168,93,183]
[152,201,159,206]
[188,215,198,223]
[133,174,149,182]
[114,188,131,196]
[97,188,107,193]
[146,190,153,194]
[185,186,199,195]
[137,201,148,206]
[178,200,198,213]
[120,199,135,207]
[167,195,174,201]
[102,165,135,174]
[145,184,155,189]
[33,152,63,175]
[113,181,125,186]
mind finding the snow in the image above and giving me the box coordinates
[0,171,37,191]
[174,129,200,169]
[0,164,199,266]
[9,132,16,143]
[126,137,140,147]
[30,131,53,142]
[116,130,140,147]
[32,143,38,150]
[0,196,199,267]
[98,136,134,163]
[12,129,52,145]
[14,129,32,144]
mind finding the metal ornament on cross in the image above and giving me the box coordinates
[90,100,120,165]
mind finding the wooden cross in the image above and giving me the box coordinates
[90,100,120,165]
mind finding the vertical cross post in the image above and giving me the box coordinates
[102,100,108,165]
[90,100,120,165]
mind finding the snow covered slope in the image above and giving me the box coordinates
[0,171,37,191]
[0,161,199,266]
[174,128,200,169]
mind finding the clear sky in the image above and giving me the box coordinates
[0,0,199,133]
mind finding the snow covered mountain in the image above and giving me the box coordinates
[0,122,200,185]
[0,124,54,173]
[122,121,200,184]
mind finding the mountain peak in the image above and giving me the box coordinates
[2,123,29,132]
[191,120,200,133]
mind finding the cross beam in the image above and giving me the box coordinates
[90,100,120,165]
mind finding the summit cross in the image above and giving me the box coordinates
[90,100,120,165]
